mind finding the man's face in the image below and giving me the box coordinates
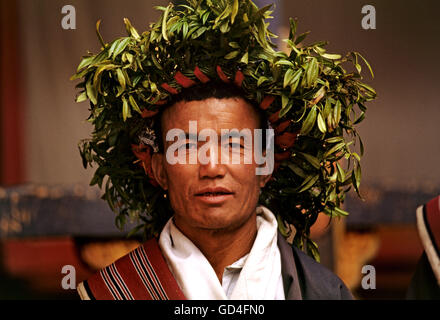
[151,97,270,234]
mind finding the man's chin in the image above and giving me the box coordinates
[192,208,253,232]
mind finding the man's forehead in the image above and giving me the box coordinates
[160,97,260,130]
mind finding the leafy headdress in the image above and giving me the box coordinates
[72,0,376,260]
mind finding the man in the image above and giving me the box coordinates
[77,82,352,300]
[73,0,374,300]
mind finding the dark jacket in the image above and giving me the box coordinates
[277,232,353,300]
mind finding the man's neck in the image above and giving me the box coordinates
[174,213,258,283]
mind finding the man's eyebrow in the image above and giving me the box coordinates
[179,131,249,140]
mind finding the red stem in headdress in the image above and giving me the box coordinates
[260,95,276,110]
[216,65,230,83]
[194,66,210,83]
[161,83,179,95]
[234,70,244,87]
[174,71,196,88]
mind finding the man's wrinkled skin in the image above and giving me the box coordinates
[150,97,271,281]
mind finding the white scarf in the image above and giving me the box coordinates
[158,206,284,300]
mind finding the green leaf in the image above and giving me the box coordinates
[333,206,349,216]
[224,50,240,59]
[288,17,297,39]
[151,53,163,70]
[323,97,332,118]
[359,82,376,95]
[307,239,320,263]
[300,105,317,135]
[353,162,362,194]
[321,53,342,60]
[192,26,207,39]
[214,5,232,27]
[295,31,310,45]
[277,214,289,237]
[324,141,345,158]
[77,56,95,72]
[182,21,189,39]
[354,111,366,124]
[317,112,327,133]
[108,39,121,59]
[122,96,131,121]
[253,4,273,22]
[116,69,126,90]
[275,60,294,67]
[202,11,210,24]
[299,152,320,169]
[279,102,293,118]
[359,136,364,156]
[95,20,106,48]
[289,69,302,95]
[240,52,249,64]
[162,4,171,41]
[352,152,361,162]
[128,95,142,114]
[325,136,343,143]
[306,57,318,87]
[86,78,97,105]
[123,18,140,40]
[336,163,345,182]
[93,64,116,94]
[278,95,288,110]
[257,76,269,87]
[231,0,239,24]
[287,163,306,178]
[298,174,319,193]
[355,52,375,78]
[75,92,88,103]
[333,100,342,125]
[283,69,294,88]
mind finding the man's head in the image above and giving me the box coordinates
[149,82,272,235]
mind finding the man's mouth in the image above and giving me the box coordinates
[196,191,233,196]
[194,187,234,204]
[195,187,233,196]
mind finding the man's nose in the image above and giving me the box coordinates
[198,144,226,179]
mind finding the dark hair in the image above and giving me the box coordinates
[154,81,268,153]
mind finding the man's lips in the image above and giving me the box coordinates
[194,187,234,204]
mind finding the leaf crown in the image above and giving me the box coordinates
[72,0,376,260]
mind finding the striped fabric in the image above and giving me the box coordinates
[81,238,186,300]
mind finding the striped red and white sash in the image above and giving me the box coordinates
[78,238,186,300]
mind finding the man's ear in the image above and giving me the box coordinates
[258,172,272,188]
[151,153,168,190]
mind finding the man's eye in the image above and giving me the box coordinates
[228,142,243,149]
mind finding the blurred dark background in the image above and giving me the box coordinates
[0,0,439,299]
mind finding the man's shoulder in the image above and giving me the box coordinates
[77,239,185,300]
[291,245,353,300]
